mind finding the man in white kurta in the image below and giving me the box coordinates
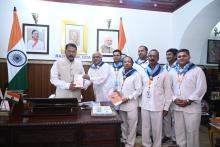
[141,49,172,147]
[133,45,148,135]
[162,48,178,144]
[116,56,142,147]
[169,49,207,147]
[50,43,89,102]
[86,52,113,102]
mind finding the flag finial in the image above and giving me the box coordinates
[14,7,17,12]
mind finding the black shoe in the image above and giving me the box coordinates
[172,141,176,145]
[162,136,171,143]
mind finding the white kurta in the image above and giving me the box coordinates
[117,71,142,147]
[141,69,172,147]
[88,63,113,102]
[50,57,90,101]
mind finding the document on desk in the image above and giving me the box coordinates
[91,106,115,116]
[73,74,84,88]
[108,91,122,106]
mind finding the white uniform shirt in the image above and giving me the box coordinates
[133,61,148,107]
[169,66,207,113]
[117,71,142,112]
[142,69,172,111]
[88,63,113,102]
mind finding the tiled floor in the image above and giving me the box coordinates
[134,125,210,147]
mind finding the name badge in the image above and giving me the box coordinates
[146,89,151,99]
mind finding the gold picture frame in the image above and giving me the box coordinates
[61,20,88,54]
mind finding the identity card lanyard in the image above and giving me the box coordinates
[146,76,153,98]
[176,73,184,96]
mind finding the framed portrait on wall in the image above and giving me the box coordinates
[97,29,119,56]
[22,23,49,54]
[61,20,88,54]
[207,39,220,64]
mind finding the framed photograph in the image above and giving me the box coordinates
[61,20,88,54]
[97,29,119,56]
[207,39,220,64]
[211,91,220,100]
[22,23,49,54]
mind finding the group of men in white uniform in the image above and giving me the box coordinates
[50,43,207,147]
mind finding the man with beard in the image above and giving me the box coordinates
[100,35,114,54]
[50,43,89,101]
[169,49,207,147]
[141,49,172,147]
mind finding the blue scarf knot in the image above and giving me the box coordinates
[112,61,123,70]
[174,62,195,75]
[90,61,104,69]
[135,58,147,65]
[145,64,162,78]
[122,68,137,79]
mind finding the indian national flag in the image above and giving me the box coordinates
[7,7,28,90]
[4,90,21,104]
[118,17,126,51]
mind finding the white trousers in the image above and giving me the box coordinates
[174,111,201,147]
[142,110,163,147]
[137,107,142,135]
[119,109,138,147]
[163,109,176,141]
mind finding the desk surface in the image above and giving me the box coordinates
[0,102,122,147]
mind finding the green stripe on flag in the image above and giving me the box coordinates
[9,65,28,90]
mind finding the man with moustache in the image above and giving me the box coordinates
[169,49,207,147]
[141,49,172,147]
[50,43,89,102]
[133,45,148,136]
[83,52,113,102]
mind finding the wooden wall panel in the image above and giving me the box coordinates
[0,61,94,101]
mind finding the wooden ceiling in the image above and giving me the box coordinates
[43,0,190,12]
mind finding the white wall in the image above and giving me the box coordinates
[173,0,220,65]
[0,0,219,64]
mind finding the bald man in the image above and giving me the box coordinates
[83,52,113,102]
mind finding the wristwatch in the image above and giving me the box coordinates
[186,99,192,105]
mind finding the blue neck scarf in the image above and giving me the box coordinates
[90,61,104,69]
[174,62,195,75]
[112,61,123,70]
[135,58,147,65]
[164,62,176,71]
[122,68,137,79]
[146,64,162,78]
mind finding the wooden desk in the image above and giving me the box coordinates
[0,107,122,147]
[209,122,220,147]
